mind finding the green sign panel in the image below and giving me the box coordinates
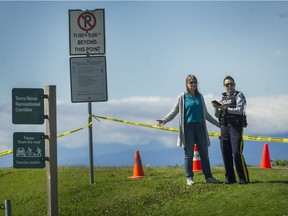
[12,88,45,124]
[13,132,46,169]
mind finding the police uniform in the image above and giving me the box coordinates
[219,90,249,184]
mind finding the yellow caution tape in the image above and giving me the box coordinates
[0,120,95,157]
[242,135,288,143]
[56,120,94,138]
[0,149,13,157]
[2,115,287,158]
[208,132,221,138]
[93,115,288,143]
[93,115,178,132]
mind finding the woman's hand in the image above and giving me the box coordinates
[156,120,164,127]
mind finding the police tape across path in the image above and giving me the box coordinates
[0,149,13,157]
[56,119,94,138]
[1,115,288,157]
[92,115,288,144]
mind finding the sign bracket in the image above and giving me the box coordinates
[41,115,49,120]
[40,94,49,99]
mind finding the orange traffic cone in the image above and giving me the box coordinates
[193,144,202,172]
[129,150,145,178]
[260,143,271,168]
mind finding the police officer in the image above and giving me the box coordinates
[212,76,249,184]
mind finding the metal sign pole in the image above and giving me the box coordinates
[5,200,11,216]
[88,101,95,184]
[69,9,107,185]
[45,85,58,216]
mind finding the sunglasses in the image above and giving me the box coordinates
[189,81,197,84]
[224,83,234,87]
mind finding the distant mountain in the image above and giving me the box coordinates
[57,142,185,167]
[56,132,288,168]
[1,133,287,168]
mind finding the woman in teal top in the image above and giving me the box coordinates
[157,74,220,185]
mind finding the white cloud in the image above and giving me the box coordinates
[245,94,288,135]
[1,94,288,153]
[59,94,288,149]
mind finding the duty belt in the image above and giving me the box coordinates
[220,117,242,125]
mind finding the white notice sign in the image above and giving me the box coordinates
[70,56,108,103]
[69,9,105,55]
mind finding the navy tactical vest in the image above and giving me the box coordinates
[220,91,247,127]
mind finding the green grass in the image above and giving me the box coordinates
[1,166,288,216]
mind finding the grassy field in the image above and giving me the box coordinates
[0,166,288,216]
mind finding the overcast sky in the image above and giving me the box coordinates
[1,1,288,167]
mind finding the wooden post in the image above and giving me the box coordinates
[45,85,58,216]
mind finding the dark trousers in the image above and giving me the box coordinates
[184,123,212,180]
[220,123,249,182]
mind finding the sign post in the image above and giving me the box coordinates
[45,85,58,216]
[88,101,94,184]
[69,8,107,185]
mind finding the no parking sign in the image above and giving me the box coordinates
[69,9,105,55]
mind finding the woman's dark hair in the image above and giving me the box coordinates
[223,75,235,84]
[186,74,199,95]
